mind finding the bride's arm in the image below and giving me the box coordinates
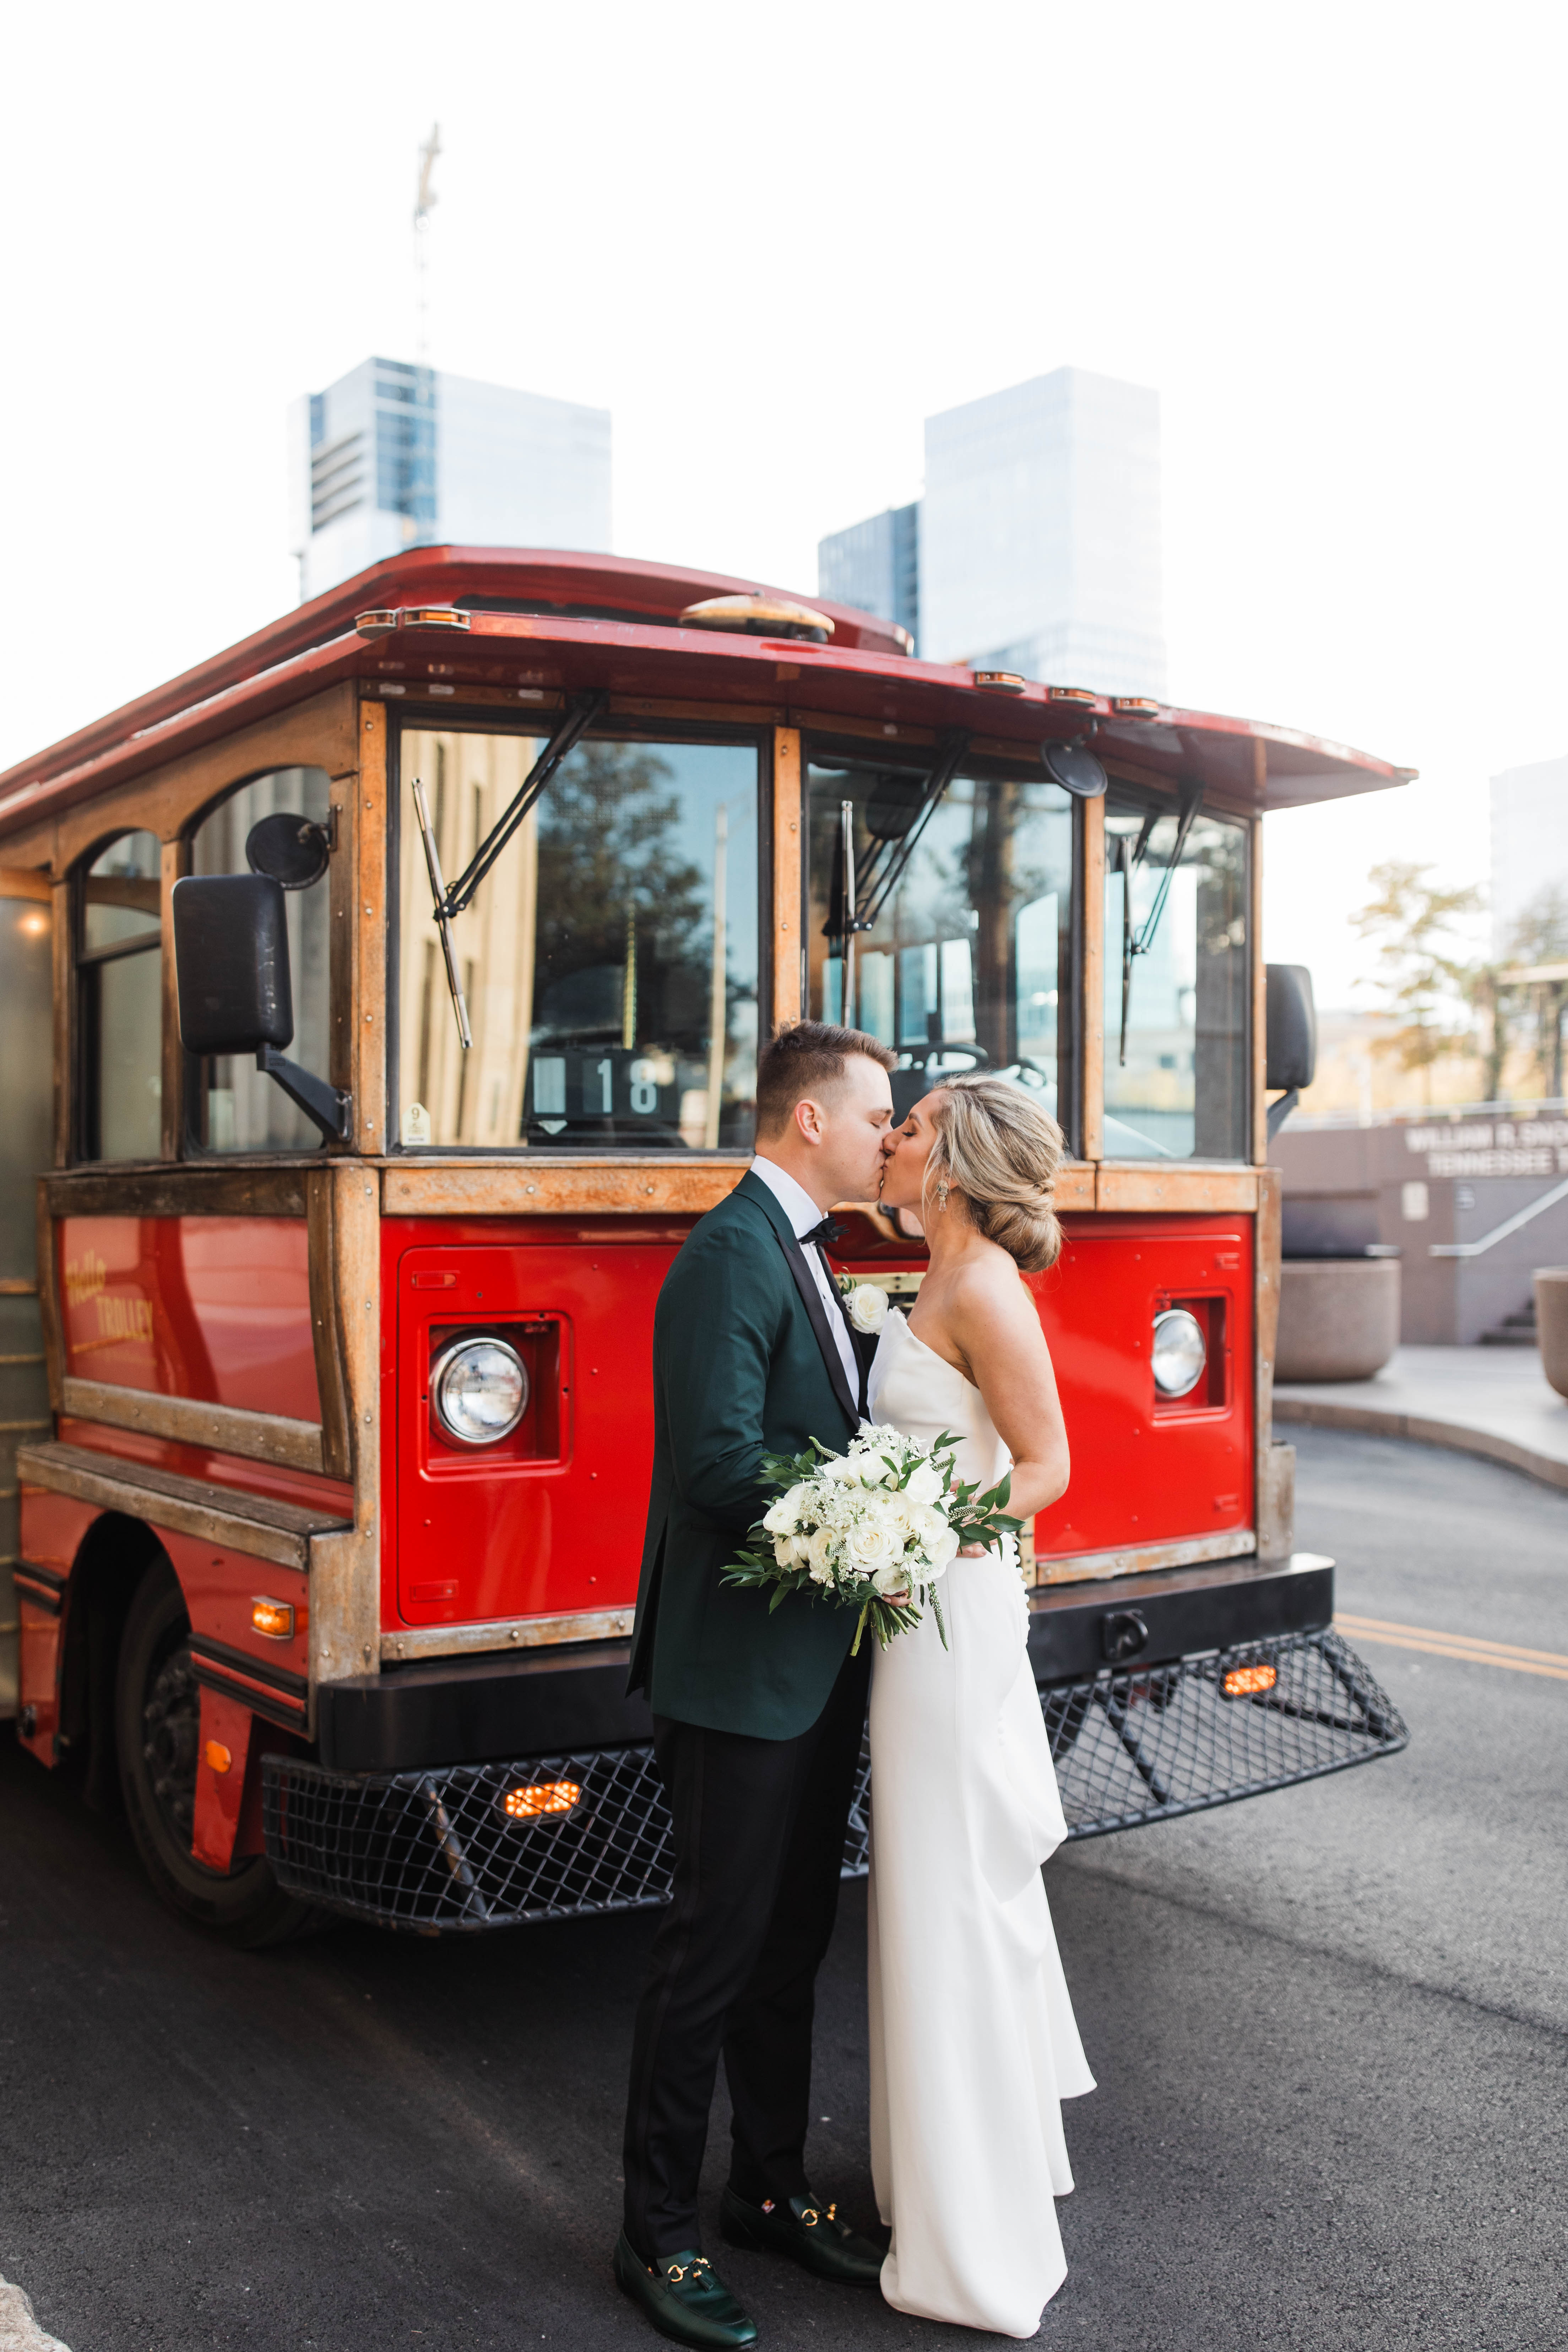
[949,1264,1070,1524]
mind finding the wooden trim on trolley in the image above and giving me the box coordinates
[59,1376,326,1475]
[379,1158,751,1219]
[771,726,803,1029]
[16,1438,348,1572]
[1094,1165,1260,1212]
[1035,1527,1257,1589]
[0,684,363,878]
[382,1603,637,1663]
[351,701,387,1154]
[159,835,189,1161]
[41,1163,311,1218]
[0,866,51,901]
[51,878,71,1169]
[1080,793,1105,1161]
[305,1166,354,1481]
[305,1160,382,1692]
[34,1181,64,1411]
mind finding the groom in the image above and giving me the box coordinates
[616,1020,899,2348]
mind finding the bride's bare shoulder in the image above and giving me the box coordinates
[948,1241,1042,1334]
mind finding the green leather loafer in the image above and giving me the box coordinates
[612,2232,759,2349]
[719,2185,885,2286]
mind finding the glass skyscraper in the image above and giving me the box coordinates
[818,368,1165,699]
[288,357,612,603]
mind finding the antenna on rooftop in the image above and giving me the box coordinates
[414,123,441,365]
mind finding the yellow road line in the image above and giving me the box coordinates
[1336,1612,1568,1667]
[1336,1615,1568,1682]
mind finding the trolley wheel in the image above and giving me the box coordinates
[115,1558,324,1948]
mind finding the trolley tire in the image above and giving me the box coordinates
[115,1557,325,1949]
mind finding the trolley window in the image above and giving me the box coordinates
[1103,787,1249,1160]
[187,767,335,1154]
[77,830,162,1161]
[396,729,759,1150]
[805,750,1076,1144]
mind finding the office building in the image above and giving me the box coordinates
[819,367,1165,698]
[288,357,612,603]
[816,502,920,652]
[1491,754,1568,956]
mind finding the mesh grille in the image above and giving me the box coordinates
[263,1631,1405,1932]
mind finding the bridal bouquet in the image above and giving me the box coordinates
[721,1424,1022,1653]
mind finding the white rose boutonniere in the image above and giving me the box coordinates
[840,1279,889,1335]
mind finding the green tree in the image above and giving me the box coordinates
[1351,861,1485,1104]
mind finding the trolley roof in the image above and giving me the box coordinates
[0,547,1415,841]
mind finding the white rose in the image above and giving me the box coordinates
[820,1452,863,1485]
[844,1514,901,1573]
[873,1560,914,1597]
[772,1532,808,1568]
[763,1483,811,1535]
[804,1525,836,1577]
[846,1284,888,1335]
[924,1522,960,1572]
[904,1460,942,1508]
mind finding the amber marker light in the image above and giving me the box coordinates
[1111,696,1161,719]
[972,671,1027,693]
[205,1741,233,1774]
[354,609,400,639]
[501,1780,582,1821]
[1222,1663,1278,1699]
[399,606,471,632]
[251,1597,295,1640]
[1048,684,1098,706]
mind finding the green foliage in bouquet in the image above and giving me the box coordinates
[720,1426,1024,1654]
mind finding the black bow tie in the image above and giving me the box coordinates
[799,1215,842,1250]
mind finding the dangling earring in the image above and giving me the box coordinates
[936,1177,949,1212]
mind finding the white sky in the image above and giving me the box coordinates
[7,0,1564,1004]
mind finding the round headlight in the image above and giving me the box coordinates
[1151,1308,1206,1399]
[431,1337,528,1446]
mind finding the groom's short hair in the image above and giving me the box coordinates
[755,1020,896,1136]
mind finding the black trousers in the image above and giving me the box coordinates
[621,1638,872,2261]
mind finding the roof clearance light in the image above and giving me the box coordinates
[678,594,834,645]
[251,1597,295,1640]
[1152,1307,1206,1398]
[1222,1662,1279,1699]
[355,610,400,639]
[1048,685,1098,707]
[501,1779,582,1820]
[400,606,471,633]
[431,1335,529,1446]
[973,671,1028,693]
[1112,697,1161,719]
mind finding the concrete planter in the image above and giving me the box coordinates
[1534,1268,1568,1400]
[1276,1258,1401,1383]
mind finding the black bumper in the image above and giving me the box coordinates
[271,1554,1407,1934]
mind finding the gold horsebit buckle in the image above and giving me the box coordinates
[662,2258,713,2286]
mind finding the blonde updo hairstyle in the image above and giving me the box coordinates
[921,1073,1064,1273]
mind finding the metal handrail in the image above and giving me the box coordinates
[1428,1172,1568,1258]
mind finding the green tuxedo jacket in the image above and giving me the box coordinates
[626,1170,865,1739]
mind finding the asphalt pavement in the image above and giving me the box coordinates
[1,1425,1565,2352]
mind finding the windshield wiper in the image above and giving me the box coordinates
[412,689,609,1050]
[1116,782,1203,1066]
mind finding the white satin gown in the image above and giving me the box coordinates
[866,1308,1094,2339]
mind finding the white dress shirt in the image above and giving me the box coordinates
[749,1154,862,1405]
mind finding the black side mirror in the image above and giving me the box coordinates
[172,874,349,1143]
[1264,963,1316,1141]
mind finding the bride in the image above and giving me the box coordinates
[866,1072,1094,2339]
